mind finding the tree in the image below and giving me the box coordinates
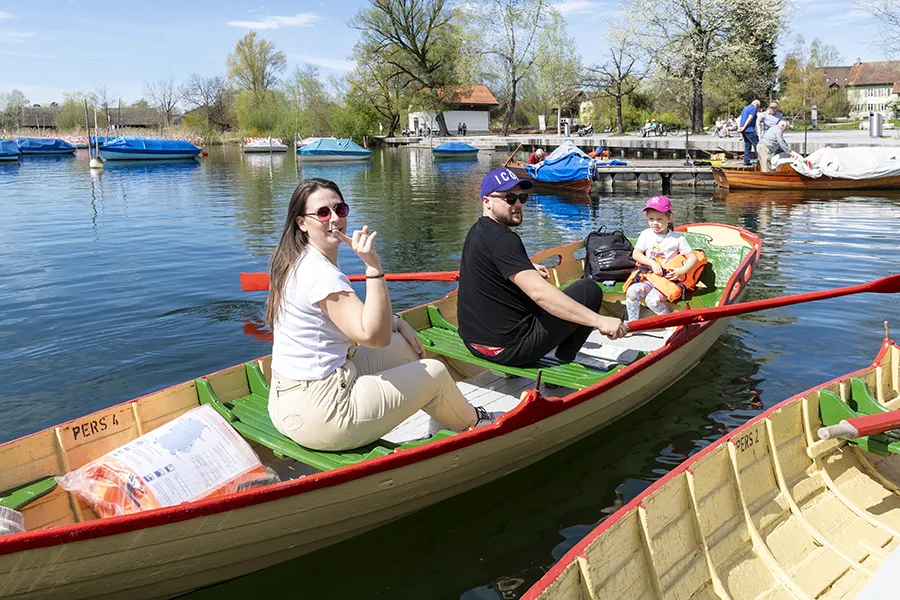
[54,92,94,131]
[181,74,229,134]
[779,38,842,122]
[144,73,181,130]
[351,0,469,136]
[227,31,286,99]
[585,26,647,134]
[623,0,787,133]
[862,0,900,56]
[349,55,407,136]
[0,89,29,132]
[533,12,581,133]
[469,0,548,135]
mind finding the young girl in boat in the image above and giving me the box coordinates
[265,178,491,452]
[624,195,700,322]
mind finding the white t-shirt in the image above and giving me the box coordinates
[271,247,354,381]
[635,229,692,266]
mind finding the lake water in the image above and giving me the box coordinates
[1,147,899,599]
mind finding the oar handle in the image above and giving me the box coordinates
[819,410,900,440]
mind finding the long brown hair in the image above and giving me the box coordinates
[265,178,345,330]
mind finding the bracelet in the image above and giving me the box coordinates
[365,273,385,279]
[392,314,400,332]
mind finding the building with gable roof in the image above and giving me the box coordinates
[819,59,900,119]
[407,84,499,135]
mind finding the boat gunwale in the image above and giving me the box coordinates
[0,223,760,557]
[521,337,898,600]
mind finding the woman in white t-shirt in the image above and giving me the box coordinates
[625,196,697,322]
[264,178,490,452]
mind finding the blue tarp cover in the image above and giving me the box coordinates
[14,137,76,152]
[594,160,628,167]
[102,137,201,153]
[525,141,592,182]
[0,140,20,157]
[433,141,478,153]
[299,138,372,157]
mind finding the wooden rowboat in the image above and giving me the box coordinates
[712,164,900,190]
[506,160,593,193]
[0,223,759,600]
[524,337,900,600]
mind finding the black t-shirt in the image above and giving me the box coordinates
[457,217,538,346]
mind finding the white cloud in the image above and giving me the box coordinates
[290,54,355,71]
[4,32,34,43]
[554,1,597,15]
[0,11,15,21]
[227,13,321,29]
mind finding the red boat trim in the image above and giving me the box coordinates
[0,224,761,556]
[521,339,896,600]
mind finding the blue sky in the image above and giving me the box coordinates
[0,0,884,105]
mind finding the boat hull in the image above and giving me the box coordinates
[0,156,19,162]
[712,164,900,190]
[242,146,288,153]
[0,224,759,599]
[296,154,371,163]
[17,150,75,156]
[100,149,201,161]
[506,164,592,192]
[524,339,900,600]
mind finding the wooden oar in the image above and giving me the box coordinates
[240,271,460,292]
[626,273,900,334]
[818,411,900,440]
[503,144,522,167]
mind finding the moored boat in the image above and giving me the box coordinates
[0,223,758,600]
[432,141,479,158]
[506,141,593,193]
[0,140,20,161]
[241,137,288,153]
[14,137,76,155]
[523,337,900,600]
[713,147,900,190]
[98,137,202,161]
[297,137,372,162]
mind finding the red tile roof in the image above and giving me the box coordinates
[847,60,900,87]
[822,66,852,86]
[440,85,499,106]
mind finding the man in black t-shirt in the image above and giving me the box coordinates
[458,167,626,367]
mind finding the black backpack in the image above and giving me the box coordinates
[583,226,636,282]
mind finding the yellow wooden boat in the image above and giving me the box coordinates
[0,223,759,600]
[524,337,900,600]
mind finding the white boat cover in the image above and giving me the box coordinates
[787,146,900,179]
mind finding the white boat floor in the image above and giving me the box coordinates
[383,331,670,445]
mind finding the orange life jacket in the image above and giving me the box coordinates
[623,250,708,302]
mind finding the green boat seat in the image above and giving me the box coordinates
[417,306,621,389]
[0,476,57,511]
[818,383,900,456]
[197,363,454,472]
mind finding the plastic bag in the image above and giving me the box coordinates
[57,404,279,518]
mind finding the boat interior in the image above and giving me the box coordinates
[533,342,900,600]
[0,226,754,532]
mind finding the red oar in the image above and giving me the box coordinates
[240,271,460,292]
[818,411,900,440]
[627,273,900,334]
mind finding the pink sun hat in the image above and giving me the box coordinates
[642,195,672,213]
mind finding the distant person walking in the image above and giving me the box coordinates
[738,100,760,166]
[462,122,468,136]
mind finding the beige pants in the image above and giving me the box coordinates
[757,143,772,172]
[268,333,477,451]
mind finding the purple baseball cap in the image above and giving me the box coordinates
[481,167,534,197]
[642,195,672,213]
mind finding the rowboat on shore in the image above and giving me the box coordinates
[98,137,202,161]
[14,137,76,155]
[523,336,900,600]
[0,223,758,600]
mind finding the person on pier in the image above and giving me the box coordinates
[457,168,626,368]
[265,178,494,452]
[738,100,760,166]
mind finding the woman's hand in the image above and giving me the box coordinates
[334,225,382,274]
[398,319,426,358]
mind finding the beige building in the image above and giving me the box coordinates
[822,60,900,119]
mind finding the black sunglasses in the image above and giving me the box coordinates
[303,202,350,222]
[493,192,529,205]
